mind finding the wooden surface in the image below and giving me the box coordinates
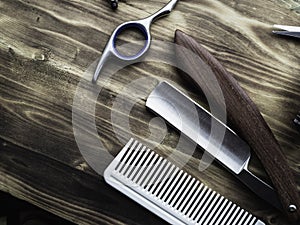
[0,0,299,225]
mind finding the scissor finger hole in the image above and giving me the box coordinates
[113,24,149,60]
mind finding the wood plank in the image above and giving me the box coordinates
[0,0,299,224]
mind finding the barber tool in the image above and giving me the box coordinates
[104,138,266,225]
[92,0,179,83]
[146,81,282,210]
[294,112,300,132]
[273,25,300,38]
[157,30,299,222]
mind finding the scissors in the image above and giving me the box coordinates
[273,25,300,39]
[92,0,179,83]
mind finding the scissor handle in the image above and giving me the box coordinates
[92,0,179,83]
[111,20,151,61]
[92,20,151,83]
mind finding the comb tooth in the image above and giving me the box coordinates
[249,217,257,225]
[245,214,252,225]
[186,184,207,217]
[243,214,252,225]
[196,191,217,224]
[203,195,224,225]
[208,197,227,225]
[146,157,166,192]
[148,159,169,193]
[199,193,220,225]
[226,205,241,225]
[178,179,200,213]
[133,150,155,184]
[128,146,148,180]
[239,210,249,225]
[149,161,171,194]
[137,153,158,187]
[162,170,184,202]
[170,174,191,207]
[177,178,197,212]
[236,211,249,225]
[158,166,179,199]
[124,143,145,178]
[174,177,195,210]
[214,201,232,225]
[231,208,244,225]
[142,156,164,189]
[115,139,136,171]
[182,182,203,215]
[167,173,187,206]
[125,148,145,180]
[220,203,237,225]
[140,154,162,188]
[117,140,139,173]
[154,163,175,197]
[190,187,211,220]
[195,189,215,221]
[122,143,143,176]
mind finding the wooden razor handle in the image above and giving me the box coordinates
[174,29,300,221]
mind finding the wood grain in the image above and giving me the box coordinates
[0,0,299,225]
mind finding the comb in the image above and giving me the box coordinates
[104,138,265,225]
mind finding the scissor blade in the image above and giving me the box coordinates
[149,0,179,22]
[273,25,300,32]
[273,24,300,38]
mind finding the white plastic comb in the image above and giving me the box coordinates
[104,138,265,225]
